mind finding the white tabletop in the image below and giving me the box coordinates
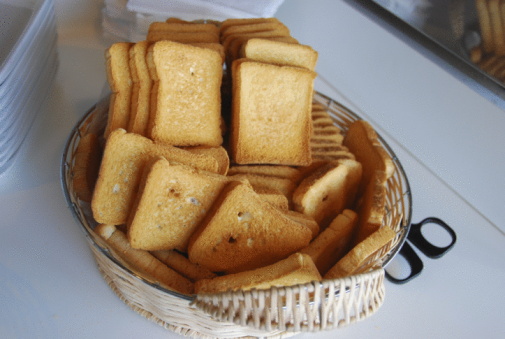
[1,0,504,338]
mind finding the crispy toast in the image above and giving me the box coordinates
[188,181,312,273]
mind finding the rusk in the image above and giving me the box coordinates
[127,41,151,136]
[195,253,321,293]
[240,38,318,71]
[95,224,194,295]
[343,120,394,243]
[91,129,218,225]
[188,181,312,273]
[324,225,396,279]
[300,209,357,274]
[72,133,101,202]
[104,42,134,138]
[231,59,315,165]
[292,159,362,227]
[150,249,217,282]
[147,41,223,147]
[127,157,237,252]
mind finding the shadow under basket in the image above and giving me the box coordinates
[60,91,412,338]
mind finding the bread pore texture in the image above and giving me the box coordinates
[147,40,223,147]
[230,59,315,166]
[127,157,236,252]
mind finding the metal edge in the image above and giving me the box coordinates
[343,0,505,110]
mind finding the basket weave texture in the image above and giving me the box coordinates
[61,91,411,338]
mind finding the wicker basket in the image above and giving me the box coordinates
[60,91,412,338]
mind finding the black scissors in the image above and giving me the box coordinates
[386,217,457,284]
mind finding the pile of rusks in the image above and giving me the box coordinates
[472,0,505,82]
[72,17,397,296]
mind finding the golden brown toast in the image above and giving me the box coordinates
[300,209,357,275]
[95,224,194,295]
[146,41,223,147]
[230,59,315,166]
[292,159,362,227]
[324,225,396,279]
[104,42,134,138]
[91,129,218,225]
[195,253,321,293]
[188,181,312,273]
[127,157,237,252]
[240,38,318,71]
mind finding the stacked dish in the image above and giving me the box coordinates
[0,0,58,174]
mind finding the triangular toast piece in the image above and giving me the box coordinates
[188,181,312,273]
[127,157,238,252]
[91,129,218,225]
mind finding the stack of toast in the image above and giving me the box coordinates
[471,0,505,82]
[74,17,397,296]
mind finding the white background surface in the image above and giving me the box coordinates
[1,0,504,338]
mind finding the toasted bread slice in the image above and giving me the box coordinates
[221,21,289,40]
[225,34,296,65]
[489,0,505,55]
[300,209,357,275]
[231,59,315,165]
[254,186,290,210]
[227,173,296,200]
[343,120,394,194]
[343,120,394,243]
[227,164,301,182]
[127,41,152,136]
[72,133,101,202]
[312,116,337,129]
[91,129,218,225]
[476,0,494,54]
[127,157,236,251]
[188,181,312,273]
[324,225,396,279]
[353,170,389,244]
[147,41,223,147]
[183,146,230,175]
[95,224,194,295]
[150,249,216,282]
[293,159,362,227]
[195,253,321,293]
[146,30,220,43]
[284,210,320,239]
[148,21,219,35]
[240,38,318,71]
[104,42,134,138]
[219,18,283,33]
[188,42,225,63]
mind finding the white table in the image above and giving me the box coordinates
[1,0,504,338]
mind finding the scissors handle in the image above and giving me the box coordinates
[408,217,457,259]
[385,241,424,284]
[386,217,456,284]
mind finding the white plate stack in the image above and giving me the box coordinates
[0,0,58,174]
